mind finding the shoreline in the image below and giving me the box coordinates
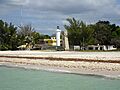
[0,62,120,79]
[0,51,120,78]
[0,57,120,78]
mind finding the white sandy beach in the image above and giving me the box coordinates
[0,51,120,78]
[0,51,120,60]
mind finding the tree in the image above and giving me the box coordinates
[43,35,51,39]
[111,37,120,48]
[18,24,44,48]
[83,24,95,45]
[32,32,43,44]
[93,21,112,45]
[0,20,18,50]
[111,27,120,48]
[64,18,81,46]
[64,18,94,47]
[18,24,34,36]
[65,18,120,49]
[79,21,94,46]
[18,24,35,45]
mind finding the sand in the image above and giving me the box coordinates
[0,51,120,78]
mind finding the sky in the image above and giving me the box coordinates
[0,0,120,35]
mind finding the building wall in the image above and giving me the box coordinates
[40,37,62,46]
[86,45,117,51]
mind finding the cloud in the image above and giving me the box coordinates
[27,0,116,14]
[0,0,29,6]
[0,0,120,34]
[1,0,119,18]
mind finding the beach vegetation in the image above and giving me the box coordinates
[64,18,120,50]
[0,20,18,50]
[0,20,49,50]
[64,18,94,47]
[0,18,120,51]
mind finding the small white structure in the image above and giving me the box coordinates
[56,26,61,46]
[106,45,117,50]
[62,30,69,50]
[74,46,80,51]
[86,45,117,51]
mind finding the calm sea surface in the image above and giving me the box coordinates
[0,66,120,90]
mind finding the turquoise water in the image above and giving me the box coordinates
[0,66,120,90]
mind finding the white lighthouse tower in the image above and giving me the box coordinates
[56,26,61,46]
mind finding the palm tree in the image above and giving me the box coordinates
[64,18,94,49]
[64,18,81,46]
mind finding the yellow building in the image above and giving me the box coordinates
[44,37,56,46]
[42,37,62,46]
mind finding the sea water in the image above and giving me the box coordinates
[0,66,120,90]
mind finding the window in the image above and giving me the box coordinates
[95,47,98,50]
[100,47,103,50]
[88,47,93,50]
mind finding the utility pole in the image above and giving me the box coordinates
[20,4,23,26]
[83,37,84,50]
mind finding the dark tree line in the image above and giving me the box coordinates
[0,20,50,50]
[0,20,18,50]
[64,18,120,49]
[1,18,120,50]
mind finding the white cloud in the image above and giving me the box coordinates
[27,0,116,14]
[3,0,29,6]
[0,0,120,34]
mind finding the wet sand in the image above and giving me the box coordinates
[0,51,120,78]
